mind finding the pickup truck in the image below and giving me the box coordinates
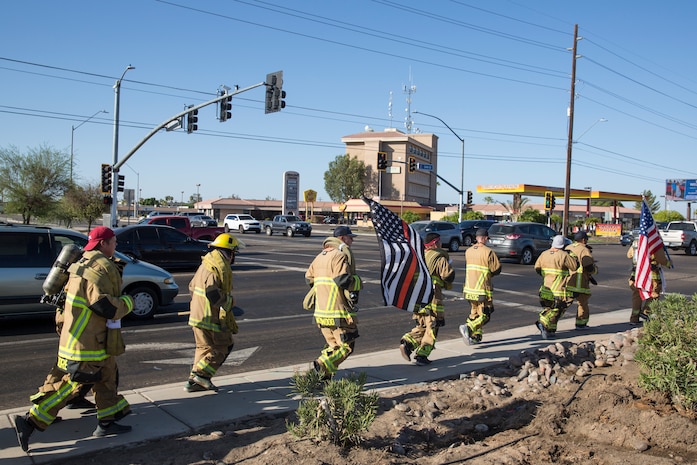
[143,215,224,241]
[262,215,312,237]
[659,221,697,256]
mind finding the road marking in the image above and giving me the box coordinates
[141,346,260,367]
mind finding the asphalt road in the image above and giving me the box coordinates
[2,233,696,410]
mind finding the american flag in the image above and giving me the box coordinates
[635,200,665,300]
[363,197,433,311]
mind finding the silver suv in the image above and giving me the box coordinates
[410,220,462,252]
[487,222,557,265]
[224,214,261,234]
[0,223,179,319]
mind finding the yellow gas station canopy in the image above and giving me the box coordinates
[476,184,642,202]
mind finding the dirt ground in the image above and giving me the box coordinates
[54,327,697,465]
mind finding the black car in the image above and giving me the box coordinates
[115,224,210,270]
[458,219,497,247]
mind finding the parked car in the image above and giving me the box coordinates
[177,211,203,217]
[0,223,178,319]
[145,211,175,219]
[620,229,640,247]
[487,222,557,265]
[224,214,261,234]
[409,220,462,252]
[322,216,338,224]
[115,224,212,270]
[458,219,497,247]
[189,215,218,227]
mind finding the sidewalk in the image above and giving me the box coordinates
[0,309,633,464]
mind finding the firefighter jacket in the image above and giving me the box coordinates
[58,250,134,362]
[305,242,361,327]
[188,248,235,333]
[463,243,501,301]
[534,248,578,300]
[566,242,598,295]
[627,239,670,283]
[420,247,456,315]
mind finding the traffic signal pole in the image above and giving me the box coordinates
[110,81,267,225]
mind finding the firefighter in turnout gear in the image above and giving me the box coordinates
[627,238,670,324]
[399,232,455,366]
[566,231,598,329]
[185,233,240,393]
[534,235,578,339]
[306,226,362,379]
[459,228,501,345]
[14,226,135,453]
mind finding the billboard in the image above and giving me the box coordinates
[665,179,697,201]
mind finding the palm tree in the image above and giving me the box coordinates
[497,194,530,221]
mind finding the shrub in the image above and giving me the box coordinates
[634,293,697,412]
[286,370,379,447]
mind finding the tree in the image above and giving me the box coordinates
[58,183,106,229]
[0,145,71,224]
[635,190,660,212]
[654,210,685,222]
[324,154,368,203]
[497,194,530,222]
[401,210,421,224]
[483,196,496,205]
[518,208,546,223]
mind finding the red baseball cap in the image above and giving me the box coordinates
[84,226,115,251]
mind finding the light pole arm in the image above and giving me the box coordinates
[115,81,264,170]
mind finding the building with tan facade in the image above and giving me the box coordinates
[341,127,439,206]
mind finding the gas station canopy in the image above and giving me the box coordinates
[476,184,643,202]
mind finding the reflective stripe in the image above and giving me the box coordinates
[30,379,78,427]
[58,294,108,361]
[312,277,353,320]
[96,397,129,421]
[463,263,492,298]
[188,286,223,332]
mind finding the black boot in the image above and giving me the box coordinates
[93,421,132,437]
[13,414,35,452]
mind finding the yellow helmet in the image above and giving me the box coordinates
[209,233,239,251]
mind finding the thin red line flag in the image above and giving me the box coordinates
[363,197,433,311]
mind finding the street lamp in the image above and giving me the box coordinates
[196,184,201,204]
[110,64,135,227]
[413,111,465,223]
[70,110,108,182]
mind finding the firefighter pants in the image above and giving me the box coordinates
[574,293,591,326]
[538,297,572,333]
[402,311,442,357]
[629,279,662,322]
[28,356,129,430]
[465,299,494,342]
[190,326,234,380]
[316,322,358,376]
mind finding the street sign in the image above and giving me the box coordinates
[386,166,401,174]
[418,163,433,171]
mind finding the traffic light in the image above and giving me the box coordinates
[377,151,387,170]
[100,164,112,194]
[408,157,416,173]
[219,92,232,122]
[117,174,125,192]
[544,191,552,210]
[102,195,113,205]
[186,105,198,133]
[551,194,556,210]
[265,71,285,113]
[467,190,473,205]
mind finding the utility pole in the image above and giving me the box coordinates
[562,24,580,236]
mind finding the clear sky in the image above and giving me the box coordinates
[3,1,696,211]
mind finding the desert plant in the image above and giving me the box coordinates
[634,293,697,412]
[286,370,379,447]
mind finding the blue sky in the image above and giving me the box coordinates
[3,1,697,211]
